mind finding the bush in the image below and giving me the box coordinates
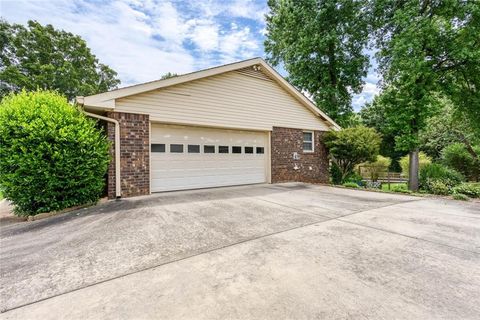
[399,152,432,177]
[419,163,464,194]
[344,172,363,185]
[330,162,343,185]
[426,180,451,195]
[452,183,480,198]
[441,143,480,181]
[342,182,359,188]
[452,193,469,201]
[0,91,110,216]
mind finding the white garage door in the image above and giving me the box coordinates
[151,124,268,192]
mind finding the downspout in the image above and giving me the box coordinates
[83,111,122,199]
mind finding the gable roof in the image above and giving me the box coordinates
[77,58,340,130]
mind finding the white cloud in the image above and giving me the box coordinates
[1,0,265,87]
[1,0,378,110]
[187,19,220,51]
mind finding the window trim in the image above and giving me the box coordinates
[203,145,216,154]
[244,146,254,154]
[187,144,200,153]
[232,146,242,154]
[170,144,184,153]
[303,131,314,153]
[151,143,166,153]
[218,145,229,154]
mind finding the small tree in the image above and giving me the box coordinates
[0,90,110,216]
[324,127,381,182]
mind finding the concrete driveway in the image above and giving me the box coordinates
[1,183,479,319]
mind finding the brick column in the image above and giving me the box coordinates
[106,112,150,198]
[271,127,329,184]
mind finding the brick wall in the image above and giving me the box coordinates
[107,112,150,198]
[271,127,329,184]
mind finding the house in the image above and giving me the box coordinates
[76,58,340,199]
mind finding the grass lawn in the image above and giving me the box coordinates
[381,182,408,191]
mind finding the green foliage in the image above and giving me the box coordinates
[358,155,391,181]
[360,97,405,171]
[452,183,480,199]
[452,193,469,201]
[441,143,480,182]
[399,152,432,178]
[324,126,381,182]
[425,180,451,195]
[0,90,110,216]
[342,182,359,189]
[330,162,343,185]
[0,20,120,100]
[371,0,480,152]
[390,184,412,194]
[419,99,479,160]
[419,163,464,194]
[265,0,370,126]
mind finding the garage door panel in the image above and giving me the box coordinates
[151,124,268,192]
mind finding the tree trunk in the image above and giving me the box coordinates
[409,149,419,191]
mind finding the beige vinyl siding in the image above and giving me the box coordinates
[115,68,329,131]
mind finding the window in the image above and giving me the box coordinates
[188,144,200,153]
[219,146,229,153]
[170,144,184,153]
[256,147,264,154]
[151,144,165,153]
[245,146,254,154]
[232,146,242,154]
[303,131,313,152]
[204,145,215,153]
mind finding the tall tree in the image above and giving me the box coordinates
[264,0,370,127]
[360,96,406,171]
[0,20,120,100]
[371,0,480,190]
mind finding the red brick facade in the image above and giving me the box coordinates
[271,127,329,184]
[107,112,150,199]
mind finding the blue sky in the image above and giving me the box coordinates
[1,0,379,110]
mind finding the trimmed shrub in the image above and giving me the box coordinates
[419,163,464,194]
[452,193,469,201]
[452,183,480,198]
[0,91,110,216]
[441,143,480,181]
[342,182,359,188]
[399,152,431,177]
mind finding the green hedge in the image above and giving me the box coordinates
[0,91,110,216]
[419,163,464,195]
